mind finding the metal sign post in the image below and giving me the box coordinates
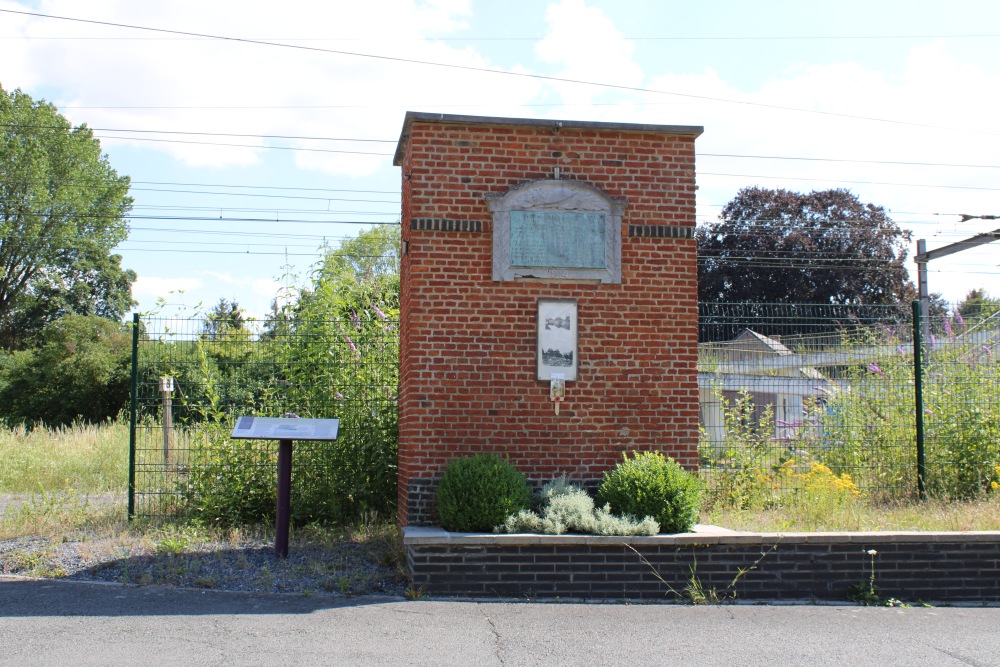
[230,416,340,558]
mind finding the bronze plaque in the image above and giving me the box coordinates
[510,211,606,269]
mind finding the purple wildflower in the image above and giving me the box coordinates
[924,408,934,416]
[955,311,964,326]
[897,345,905,355]
[351,309,360,329]
[943,316,953,337]
[345,336,358,354]
[868,362,884,377]
[335,391,344,400]
[372,305,387,321]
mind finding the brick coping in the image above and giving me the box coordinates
[404,525,1000,547]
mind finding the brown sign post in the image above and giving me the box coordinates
[230,416,340,558]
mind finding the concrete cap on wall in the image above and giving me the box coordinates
[392,111,705,166]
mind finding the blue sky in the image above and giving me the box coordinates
[2,0,998,318]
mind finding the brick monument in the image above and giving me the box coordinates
[393,112,703,526]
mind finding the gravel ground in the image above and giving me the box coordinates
[0,495,409,597]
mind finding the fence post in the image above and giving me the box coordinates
[128,312,139,521]
[911,301,926,499]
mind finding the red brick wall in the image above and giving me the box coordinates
[397,118,701,526]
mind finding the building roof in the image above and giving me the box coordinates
[392,111,705,166]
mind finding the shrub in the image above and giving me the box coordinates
[0,315,131,426]
[699,390,782,509]
[497,477,659,536]
[179,422,277,527]
[436,454,531,532]
[598,451,702,533]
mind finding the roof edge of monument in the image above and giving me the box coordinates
[392,111,704,166]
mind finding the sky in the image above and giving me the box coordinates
[1,0,998,320]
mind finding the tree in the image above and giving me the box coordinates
[203,297,246,339]
[957,289,1000,323]
[697,187,914,304]
[0,314,131,426]
[0,85,135,349]
[294,225,400,320]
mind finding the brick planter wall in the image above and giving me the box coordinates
[393,113,704,526]
[405,527,1000,603]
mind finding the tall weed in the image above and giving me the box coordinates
[0,420,128,493]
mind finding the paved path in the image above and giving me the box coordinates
[1,578,999,666]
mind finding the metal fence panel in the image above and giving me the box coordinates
[130,315,398,522]
[698,301,999,504]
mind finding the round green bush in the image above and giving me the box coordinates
[597,451,702,534]
[436,454,531,532]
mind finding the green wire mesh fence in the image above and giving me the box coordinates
[130,302,998,521]
[918,305,1000,499]
[129,314,398,523]
[698,302,999,505]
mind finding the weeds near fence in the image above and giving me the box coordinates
[0,419,128,494]
[134,310,398,526]
[700,307,999,507]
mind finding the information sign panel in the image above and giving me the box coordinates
[230,416,340,441]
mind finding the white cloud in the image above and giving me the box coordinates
[5,1,997,302]
[131,275,204,311]
[0,0,543,174]
[535,0,644,107]
[541,34,1000,301]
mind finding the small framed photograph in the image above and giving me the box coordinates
[537,299,577,381]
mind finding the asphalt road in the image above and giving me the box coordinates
[1,578,998,666]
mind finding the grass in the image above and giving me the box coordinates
[0,421,407,595]
[0,419,128,494]
[705,495,1000,532]
[3,420,999,535]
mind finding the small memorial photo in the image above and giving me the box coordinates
[537,299,577,381]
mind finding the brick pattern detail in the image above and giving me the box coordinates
[410,218,483,233]
[628,225,695,239]
[408,537,1000,602]
[397,118,701,526]
[405,479,438,524]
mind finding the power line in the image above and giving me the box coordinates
[92,133,393,155]
[3,7,996,137]
[128,226,344,240]
[9,117,1000,170]
[1,177,398,194]
[698,153,1000,170]
[700,172,1000,192]
[5,32,1000,42]
[128,187,398,203]
[0,211,398,223]
[0,122,396,143]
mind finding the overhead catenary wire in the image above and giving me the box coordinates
[3,7,998,137]
[7,121,1000,172]
[4,32,1000,42]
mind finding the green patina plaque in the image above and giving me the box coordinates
[509,211,606,269]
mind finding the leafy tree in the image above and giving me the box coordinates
[302,225,400,311]
[957,289,1000,323]
[0,85,134,349]
[0,314,131,426]
[697,187,914,305]
[202,297,246,339]
[179,227,403,526]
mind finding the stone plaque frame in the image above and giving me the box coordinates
[537,298,578,381]
[488,179,624,283]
